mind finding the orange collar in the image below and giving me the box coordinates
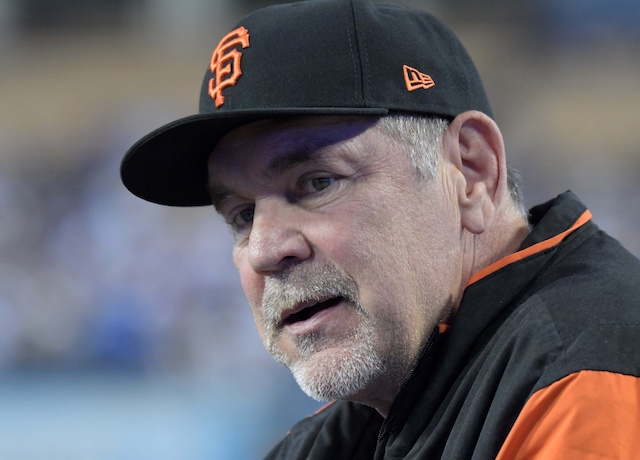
[467,210,592,287]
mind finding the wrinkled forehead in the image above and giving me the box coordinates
[208,115,380,176]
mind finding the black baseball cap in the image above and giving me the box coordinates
[121,0,493,206]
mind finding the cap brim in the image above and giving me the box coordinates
[120,107,388,207]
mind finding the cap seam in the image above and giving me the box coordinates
[344,0,366,106]
[447,27,470,108]
[349,0,368,108]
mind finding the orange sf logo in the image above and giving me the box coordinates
[208,26,250,108]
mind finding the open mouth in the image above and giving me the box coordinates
[282,297,344,325]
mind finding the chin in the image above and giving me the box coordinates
[289,344,386,402]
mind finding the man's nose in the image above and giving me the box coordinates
[247,201,312,273]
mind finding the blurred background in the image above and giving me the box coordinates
[1,0,639,458]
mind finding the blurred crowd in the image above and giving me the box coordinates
[1,0,639,457]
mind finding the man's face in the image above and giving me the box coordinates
[208,116,464,410]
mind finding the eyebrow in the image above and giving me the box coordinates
[209,183,235,213]
[264,138,327,177]
[209,134,339,212]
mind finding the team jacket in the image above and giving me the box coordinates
[265,191,640,459]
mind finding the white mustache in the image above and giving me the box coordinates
[260,262,360,332]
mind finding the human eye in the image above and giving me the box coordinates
[298,173,337,195]
[226,205,255,231]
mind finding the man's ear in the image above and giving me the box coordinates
[442,110,507,234]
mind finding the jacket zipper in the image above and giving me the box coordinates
[376,325,440,443]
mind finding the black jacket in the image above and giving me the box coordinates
[266,191,640,459]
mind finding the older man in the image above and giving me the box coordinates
[121,0,640,458]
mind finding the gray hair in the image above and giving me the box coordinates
[376,114,528,218]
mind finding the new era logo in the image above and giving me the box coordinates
[403,65,435,91]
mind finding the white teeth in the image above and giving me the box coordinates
[285,297,330,320]
[299,298,326,310]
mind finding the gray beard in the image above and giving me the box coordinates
[260,261,385,401]
[289,318,384,401]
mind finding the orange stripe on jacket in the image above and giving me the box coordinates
[497,370,640,459]
[467,210,592,286]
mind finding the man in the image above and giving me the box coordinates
[120,0,640,458]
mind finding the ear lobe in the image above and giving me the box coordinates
[446,111,507,234]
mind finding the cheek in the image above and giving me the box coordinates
[239,270,262,308]
[235,254,267,328]
[240,273,270,342]
[234,247,260,301]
